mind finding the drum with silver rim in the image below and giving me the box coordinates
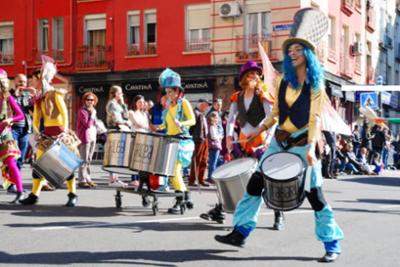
[103,130,137,175]
[260,152,305,211]
[212,158,258,213]
[129,132,180,177]
[33,141,83,188]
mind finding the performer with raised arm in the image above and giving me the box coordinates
[20,56,81,206]
[214,9,344,263]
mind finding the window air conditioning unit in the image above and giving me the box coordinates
[219,2,242,18]
[351,42,363,56]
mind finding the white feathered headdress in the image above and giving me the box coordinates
[40,55,57,93]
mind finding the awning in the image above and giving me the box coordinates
[328,82,343,98]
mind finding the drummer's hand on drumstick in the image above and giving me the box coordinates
[306,143,317,166]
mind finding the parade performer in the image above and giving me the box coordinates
[201,60,284,230]
[158,68,196,214]
[214,8,344,263]
[20,56,81,206]
[0,69,25,203]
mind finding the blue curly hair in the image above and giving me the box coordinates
[282,44,324,92]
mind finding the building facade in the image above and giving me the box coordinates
[0,0,399,128]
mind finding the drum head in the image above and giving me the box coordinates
[212,158,257,180]
[261,152,304,180]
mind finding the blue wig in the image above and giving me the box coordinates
[282,45,324,92]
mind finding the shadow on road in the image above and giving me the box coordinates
[0,205,123,218]
[341,176,400,187]
[0,249,317,265]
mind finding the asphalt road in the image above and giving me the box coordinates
[0,164,399,267]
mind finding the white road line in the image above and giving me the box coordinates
[379,204,400,209]
[33,209,314,231]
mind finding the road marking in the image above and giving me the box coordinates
[33,209,314,231]
[379,205,400,209]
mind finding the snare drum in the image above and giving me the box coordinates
[103,130,137,175]
[33,141,83,188]
[260,152,305,211]
[212,158,258,213]
[129,132,180,177]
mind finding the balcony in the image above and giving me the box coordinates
[340,47,354,78]
[184,38,211,52]
[0,52,14,64]
[235,35,272,62]
[342,0,354,16]
[367,66,375,84]
[76,45,111,70]
[144,43,157,55]
[127,43,140,56]
[366,7,376,32]
[35,49,64,62]
[52,49,64,61]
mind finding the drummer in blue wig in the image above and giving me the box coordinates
[158,68,196,214]
[214,8,344,263]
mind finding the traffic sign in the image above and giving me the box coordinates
[360,92,378,109]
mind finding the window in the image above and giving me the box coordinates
[52,17,64,60]
[328,16,336,50]
[85,14,106,47]
[245,11,271,51]
[186,4,211,51]
[127,11,140,55]
[144,9,156,54]
[0,22,14,64]
[38,19,49,53]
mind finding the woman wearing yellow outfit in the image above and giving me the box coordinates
[20,60,80,207]
[158,68,196,214]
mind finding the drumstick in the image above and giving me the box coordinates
[231,138,250,144]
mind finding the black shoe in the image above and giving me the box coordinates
[184,191,194,209]
[273,210,285,230]
[200,204,225,223]
[168,194,184,214]
[319,252,339,263]
[10,192,24,204]
[19,193,38,205]
[215,229,245,247]
[65,193,78,207]
[7,184,17,194]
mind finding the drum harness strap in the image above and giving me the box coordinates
[274,129,308,150]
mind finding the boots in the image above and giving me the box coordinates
[168,193,183,214]
[215,228,246,247]
[65,193,78,207]
[273,210,285,230]
[19,193,38,205]
[10,192,24,204]
[200,203,225,224]
[184,191,194,209]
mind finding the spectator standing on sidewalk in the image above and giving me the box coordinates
[188,99,210,187]
[76,92,98,188]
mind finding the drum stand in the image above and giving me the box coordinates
[114,173,185,216]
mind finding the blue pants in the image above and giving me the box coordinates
[232,129,344,253]
[12,127,29,170]
[208,148,220,180]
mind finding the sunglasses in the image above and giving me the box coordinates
[85,99,95,102]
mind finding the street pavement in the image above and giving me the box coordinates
[0,164,399,267]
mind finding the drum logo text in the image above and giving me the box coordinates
[133,143,153,161]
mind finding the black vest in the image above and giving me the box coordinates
[278,80,310,129]
[237,93,266,127]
